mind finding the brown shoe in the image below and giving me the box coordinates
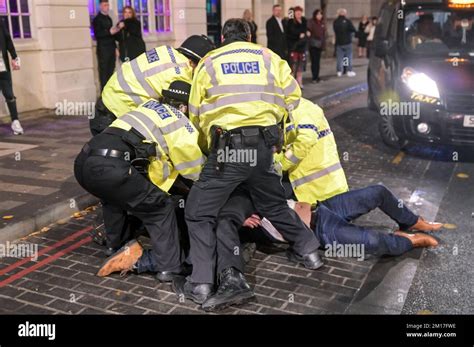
[408,217,443,232]
[97,240,143,277]
[394,231,439,248]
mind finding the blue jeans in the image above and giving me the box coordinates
[136,249,158,273]
[314,185,418,256]
[336,44,353,73]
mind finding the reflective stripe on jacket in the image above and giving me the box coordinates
[277,98,349,203]
[102,46,193,117]
[109,101,204,192]
[188,41,301,151]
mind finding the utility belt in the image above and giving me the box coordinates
[211,124,283,152]
[210,124,283,174]
[82,127,156,175]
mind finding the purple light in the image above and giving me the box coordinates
[88,0,95,14]
[0,0,7,14]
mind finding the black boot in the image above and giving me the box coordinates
[201,267,255,312]
[172,277,214,304]
[286,249,324,270]
[156,263,192,283]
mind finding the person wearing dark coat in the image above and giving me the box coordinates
[243,9,258,44]
[93,0,118,91]
[286,6,308,88]
[266,4,287,60]
[116,6,146,62]
[0,18,22,135]
[307,9,326,83]
[357,15,370,58]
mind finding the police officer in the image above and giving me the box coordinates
[89,36,213,257]
[97,35,215,122]
[74,81,205,282]
[276,97,349,214]
[173,18,324,306]
[200,98,349,310]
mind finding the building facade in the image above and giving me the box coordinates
[0,0,383,120]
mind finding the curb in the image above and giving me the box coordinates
[317,82,368,108]
[0,192,99,244]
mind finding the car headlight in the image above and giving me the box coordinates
[401,67,440,99]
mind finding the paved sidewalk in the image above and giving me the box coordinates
[301,57,368,104]
[0,57,368,242]
[0,210,377,315]
[0,114,97,243]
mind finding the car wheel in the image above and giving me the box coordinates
[379,114,406,149]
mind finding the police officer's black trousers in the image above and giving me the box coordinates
[136,187,253,276]
[185,136,321,284]
[97,46,116,91]
[74,142,183,273]
[89,105,131,251]
[214,187,256,277]
[101,202,135,250]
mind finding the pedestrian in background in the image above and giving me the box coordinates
[243,9,258,44]
[116,6,146,63]
[266,4,287,60]
[0,18,22,135]
[283,7,294,32]
[366,16,378,58]
[286,6,308,88]
[307,9,326,83]
[357,15,370,58]
[283,7,295,65]
[93,0,118,91]
[333,8,356,77]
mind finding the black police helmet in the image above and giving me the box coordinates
[162,80,192,105]
[177,35,215,63]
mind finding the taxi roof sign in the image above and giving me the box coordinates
[403,0,444,4]
[448,0,474,8]
[402,0,474,7]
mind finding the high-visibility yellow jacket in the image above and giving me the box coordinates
[276,98,349,204]
[102,46,193,117]
[188,40,301,151]
[109,101,205,193]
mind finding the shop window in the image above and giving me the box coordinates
[0,0,31,39]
